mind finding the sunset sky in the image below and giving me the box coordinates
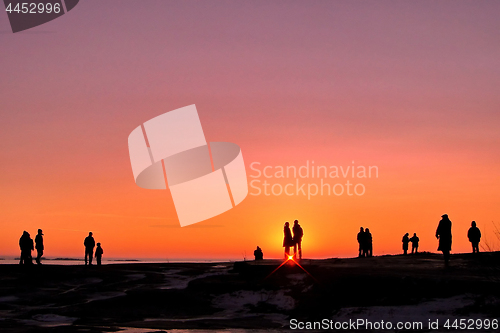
[1,1,499,260]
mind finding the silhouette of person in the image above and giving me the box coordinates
[84,232,96,265]
[254,246,263,260]
[35,229,44,265]
[292,220,304,260]
[436,214,452,264]
[364,228,373,257]
[410,233,419,254]
[283,222,293,259]
[95,242,103,265]
[402,233,410,255]
[467,221,481,254]
[19,231,33,265]
[357,227,366,257]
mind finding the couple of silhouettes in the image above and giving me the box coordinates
[402,233,419,255]
[84,232,103,265]
[19,229,44,265]
[283,220,304,259]
[357,227,373,257]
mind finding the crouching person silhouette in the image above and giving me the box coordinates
[254,246,263,260]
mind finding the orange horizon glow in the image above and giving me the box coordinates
[1,2,499,261]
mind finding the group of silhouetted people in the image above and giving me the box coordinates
[402,233,419,255]
[84,232,103,265]
[283,220,304,259]
[19,229,44,265]
[19,230,103,265]
[401,214,482,264]
[357,227,373,257]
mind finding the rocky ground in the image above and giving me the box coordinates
[0,252,499,332]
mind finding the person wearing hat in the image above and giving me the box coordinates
[35,229,44,265]
[467,221,481,254]
[436,214,452,265]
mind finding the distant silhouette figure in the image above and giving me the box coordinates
[410,233,419,254]
[35,229,44,265]
[364,228,373,257]
[436,214,452,264]
[19,231,33,265]
[402,233,410,255]
[292,220,304,260]
[95,242,103,265]
[84,232,96,265]
[283,222,294,259]
[467,221,481,254]
[357,227,366,257]
[254,246,263,260]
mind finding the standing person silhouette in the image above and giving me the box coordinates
[467,221,481,254]
[292,220,304,260]
[35,229,44,265]
[95,243,103,265]
[19,231,33,265]
[436,214,452,265]
[410,233,419,254]
[364,228,373,257]
[84,232,96,266]
[357,227,365,257]
[402,233,410,255]
[283,222,293,259]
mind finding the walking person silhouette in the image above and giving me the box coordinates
[292,220,304,260]
[84,232,96,266]
[436,214,452,265]
[35,229,44,265]
[467,221,481,254]
[283,222,293,259]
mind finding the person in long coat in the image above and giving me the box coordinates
[402,233,410,255]
[19,231,33,265]
[283,222,294,259]
[436,214,452,264]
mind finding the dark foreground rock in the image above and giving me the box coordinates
[0,252,499,332]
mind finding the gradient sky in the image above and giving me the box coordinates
[1,1,499,259]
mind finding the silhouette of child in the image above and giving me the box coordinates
[467,221,481,254]
[95,243,103,265]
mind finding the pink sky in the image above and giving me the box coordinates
[1,1,499,259]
